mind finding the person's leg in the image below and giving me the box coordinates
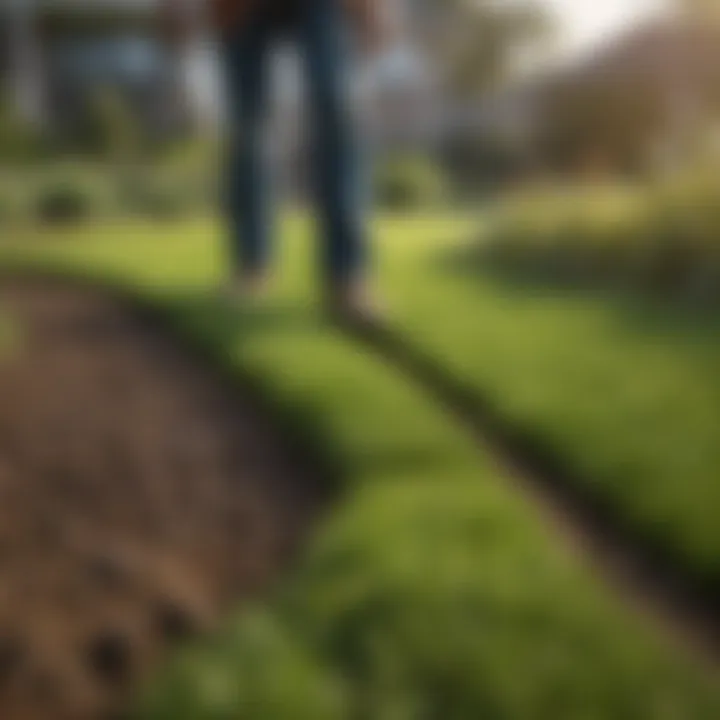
[298,0,369,296]
[220,15,273,287]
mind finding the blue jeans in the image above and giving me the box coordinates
[221,0,367,283]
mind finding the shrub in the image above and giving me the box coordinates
[156,136,220,211]
[160,135,219,176]
[375,156,447,210]
[117,175,189,220]
[0,94,41,165]
[35,179,96,225]
[76,88,143,163]
[0,173,35,227]
[442,133,527,194]
[483,174,720,302]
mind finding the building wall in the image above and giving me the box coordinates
[1,1,46,121]
[2,0,442,155]
[1,0,196,133]
[43,31,175,133]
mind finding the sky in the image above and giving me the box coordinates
[540,0,673,57]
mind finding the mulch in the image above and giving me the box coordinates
[0,278,326,720]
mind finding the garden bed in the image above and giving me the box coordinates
[0,278,327,720]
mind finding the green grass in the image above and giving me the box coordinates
[381,217,720,585]
[1,216,718,719]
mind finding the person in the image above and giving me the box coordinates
[161,0,386,322]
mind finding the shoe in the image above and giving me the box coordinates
[222,272,270,305]
[326,280,385,331]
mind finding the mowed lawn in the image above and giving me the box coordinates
[1,216,718,719]
[377,218,720,585]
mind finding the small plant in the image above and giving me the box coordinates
[0,92,41,165]
[76,88,143,164]
[118,175,188,220]
[376,156,447,210]
[484,172,720,302]
[35,180,94,225]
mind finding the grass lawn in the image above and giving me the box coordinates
[1,216,718,719]
[380,219,720,586]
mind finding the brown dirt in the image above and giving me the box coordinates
[0,278,328,720]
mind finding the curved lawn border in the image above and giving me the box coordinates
[0,277,334,719]
[382,226,720,597]
[1,230,719,718]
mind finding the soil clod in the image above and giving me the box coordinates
[0,277,327,719]
[86,632,133,686]
[0,636,26,686]
[154,601,200,642]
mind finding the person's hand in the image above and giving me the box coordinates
[158,0,192,48]
[350,0,396,55]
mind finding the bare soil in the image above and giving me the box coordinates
[0,278,327,720]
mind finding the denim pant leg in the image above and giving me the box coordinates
[221,18,273,275]
[298,0,368,284]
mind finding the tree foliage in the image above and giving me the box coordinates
[76,87,143,163]
[0,88,40,164]
[429,0,553,98]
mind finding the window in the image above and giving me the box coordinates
[50,34,165,90]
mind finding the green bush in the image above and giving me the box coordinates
[484,175,720,301]
[3,160,208,226]
[117,175,190,220]
[35,179,96,225]
[75,88,143,163]
[375,157,447,210]
[0,174,32,226]
[160,136,219,175]
[0,98,41,165]
[156,136,219,211]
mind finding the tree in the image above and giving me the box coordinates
[680,0,720,21]
[427,0,554,99]
[659,1,720,167]
[77,87,143,165]
[0,87,40,164]
[535,8,720,177]
[539,74,665,176]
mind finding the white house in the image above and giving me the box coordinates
[1,0,441,143]
[0,0,193,132]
